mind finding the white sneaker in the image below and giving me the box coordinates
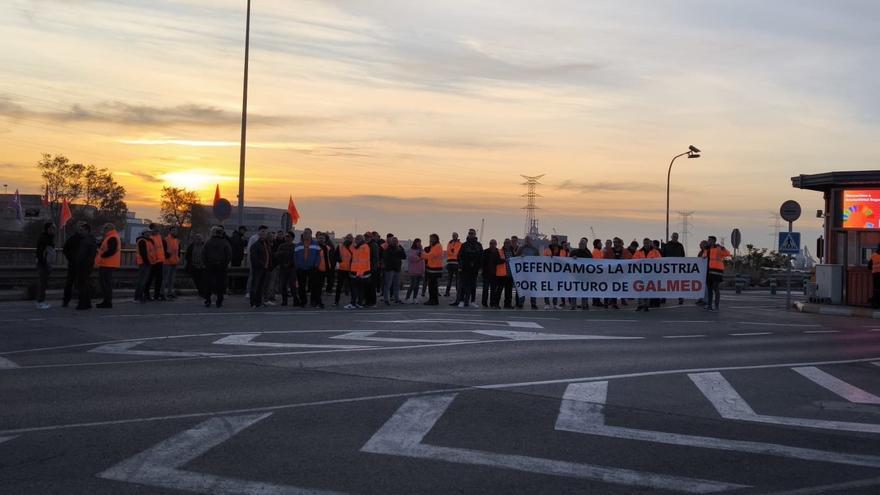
[244,293,250,298]
[344,304,357,310]
[264,300,275,306]
[458,302,466,308]
[36,302,50,310]
[543,304,552,310]
[470,303,480,308]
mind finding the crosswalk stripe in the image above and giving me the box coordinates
[792,367,880,404]
[362,393,747,494]
[689,372,880,434]
[556,382,880,468]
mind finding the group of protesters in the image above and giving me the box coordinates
[34,221,731,312]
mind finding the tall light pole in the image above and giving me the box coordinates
[237,0,251,227]
[665,145,701,242]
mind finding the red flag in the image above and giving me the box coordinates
[213,184,221,207]
[60,198,72,226]
[287,196,300,225]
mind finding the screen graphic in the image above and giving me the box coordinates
[842,189,880,229]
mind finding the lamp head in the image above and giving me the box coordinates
[689,145,701,153]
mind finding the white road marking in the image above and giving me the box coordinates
[365,319,543,328]
[330,331,473,343]
[662,335,708,339]
[556,382,880,468]
[0,436,14,444]
[89,342,228,358]
[585,319,637,322]
[213,334,373,349]
[472,330,643,341]
[662,321,711,324]
[97,413,344,495]
[361,394,745,494]
[869,329,880,332]
[736,322,821,327]
[760,475,880,495]
[729,332,773,337]
[803,330,840,334]
[5,356,880,437]
[0,356,19,369]
[792,366,880,404]
[689,372,880,434]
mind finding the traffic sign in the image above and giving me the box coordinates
[779,200,802,223]
[213,198,232,221]
[731,229,741,250]
[778,232,801,254]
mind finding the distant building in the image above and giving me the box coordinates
[123,211,149,245]
[0,193,50,232]
[193,204,335,241]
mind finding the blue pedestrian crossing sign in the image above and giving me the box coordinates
[778,232,801,254]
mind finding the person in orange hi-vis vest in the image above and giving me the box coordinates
[144,223,166,301]
[334,234,354,307]
[701,235,731,312]
[633,237,662,312]
[444,232,461,297]
[869,244,880,308]
[162,225,181,300]
[94,223,121,308]
[422,233,445,305]
[345,234,372,309]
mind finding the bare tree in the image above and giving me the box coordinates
[160,186,200,227]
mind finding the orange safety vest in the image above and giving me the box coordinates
[95,229,121,269]
[703,246,730,272]
[423,244,445,273]
[338,245,353,271]
[350,243,371,277]
[543,246,568,257]
[495,250,508,277]
[164,235,180,265]
[873,253,880,274]
[318,245,329,272]
[446,240,461,262]
[633,247,662,259]
[135,237,152,266]
[150,233,165,264]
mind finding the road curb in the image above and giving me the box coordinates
[794,301,880,319]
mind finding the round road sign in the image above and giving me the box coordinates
[213,198,232,221]
[779,200,801,223]
[731,228,741,250]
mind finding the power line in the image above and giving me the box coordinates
[676,211,695,252]
[521,174,544,239]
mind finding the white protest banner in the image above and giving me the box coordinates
[509,256,707,298]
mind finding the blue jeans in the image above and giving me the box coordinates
[383,270,401,302]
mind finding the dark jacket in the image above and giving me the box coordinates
[36,231,54,266]
[570,248,592,259]
[229,231,246,263]
[62,232,83,268]
[381,245,406,272]
[459,239,483,273]
[662,240,686,258]
[203,234,232,266]
[482,247,501,277]
[75,234,97,271]
[250,239,272,270]
[368,240,380,271]
[274,241,296,270]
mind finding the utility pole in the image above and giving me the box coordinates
[768,212,782,251]
[676,211,695,252]
[521,174,544,239]
[479,218,485,244]
[236,0,251,227]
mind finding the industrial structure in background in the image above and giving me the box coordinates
[521,174,546,240]
[676,211,695,252]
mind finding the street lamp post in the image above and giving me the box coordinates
[665,145,701,242]
[237,0,251,227]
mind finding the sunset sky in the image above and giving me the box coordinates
[2,0,879,252]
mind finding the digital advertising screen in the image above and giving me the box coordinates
[842,189,880,229]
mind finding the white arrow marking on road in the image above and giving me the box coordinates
[89,342,228,358]
[214,333,374,349]
[473,330,643,341]
[792,367,880,404]
[366,319,543,328]
[98,413,345,494]
[0,356,19,369]
[361,394,746,494]
[0,436,14,444]
[330,331,474,344]
[556,381,880,468]
[690,372,880,434]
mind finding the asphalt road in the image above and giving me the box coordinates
[2,291,880,494]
